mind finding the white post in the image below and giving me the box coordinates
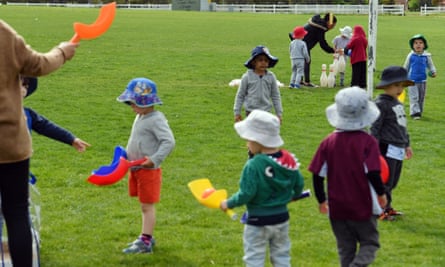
[367,0,378,98]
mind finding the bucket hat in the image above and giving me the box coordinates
[340,26,352,38]
[409,34,428,50]
[117,78,162,107]
[244,45,278,69]
[22,77,38,98]
[234,109,283,148]
[326,87,380,130]
[376,66,414,89]
[292,26,307,39]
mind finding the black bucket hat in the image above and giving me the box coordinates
[244,45,278,69]
[22,77,38,97]
[376,66,414,89]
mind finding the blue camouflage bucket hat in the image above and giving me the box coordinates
[117,78,162,107]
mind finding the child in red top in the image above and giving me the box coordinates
[309,87,387,267]
[344,25,368,89]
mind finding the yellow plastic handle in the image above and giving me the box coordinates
[225,209,237,220]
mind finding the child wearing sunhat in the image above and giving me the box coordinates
[289,26,310,89]
[309,87,387,267]
[117,78,175,254]
[403,34,437,120]
[233,45,283,123]
[332,26,352,86]
[220,109,304,267]
[370,66,414,221]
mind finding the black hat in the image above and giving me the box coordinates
[244,45,278,69]
[22,77,38,97]
[376,66,414,89]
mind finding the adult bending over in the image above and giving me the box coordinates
[290,13,337,87]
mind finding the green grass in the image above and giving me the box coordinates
[1,6,444,266]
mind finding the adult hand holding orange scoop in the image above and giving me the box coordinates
[188,178,237,220]
[70,2,116,43]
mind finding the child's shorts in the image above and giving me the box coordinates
[128,168,162,204]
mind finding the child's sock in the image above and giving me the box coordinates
[140,234,152,245]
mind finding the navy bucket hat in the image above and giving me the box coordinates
[22,77,38,98]
[244,45,278,69]
[117,78,162,107]
[376,66,414,89]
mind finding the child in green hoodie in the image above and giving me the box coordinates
[220,109,304,267]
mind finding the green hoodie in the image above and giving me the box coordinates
[227,150,304,217]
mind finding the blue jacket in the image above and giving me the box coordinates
[24,107,75,145]
[403,51,436,83]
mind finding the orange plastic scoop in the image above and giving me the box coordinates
[70,2,116,43]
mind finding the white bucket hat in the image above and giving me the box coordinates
[234,110,283,148]
[326,87,380,130]
[340,26,352,38]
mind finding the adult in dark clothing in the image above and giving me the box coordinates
[289,13,338,87]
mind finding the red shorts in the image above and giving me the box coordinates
[128,168,162,204]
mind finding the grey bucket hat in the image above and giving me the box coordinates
[326,87,380,130]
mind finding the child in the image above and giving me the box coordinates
[289,26,310,89]
[0,19,77,267]
[403,34,437,120]
[233,45,283,123]
[220,109,304,267]
[370,66,414,221]
[343,25,368,89]
[332,26,352,86]
[308,87,387,267]
[117,78,175,254]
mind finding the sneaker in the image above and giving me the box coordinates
[293,84,301,89]
[378,212,395,221]
[123,238,155,254]
[127,237,156,247]
[302,82,319,88]
[411,113,421,120]
[386,208,403,216]
[289,83,295,88]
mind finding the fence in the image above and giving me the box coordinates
[4,2,408,15]
[214,4,405,15]
[5,2,172,9]
[420,4,445,15]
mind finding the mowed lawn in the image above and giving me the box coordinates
[0,6,444,266]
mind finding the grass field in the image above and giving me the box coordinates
[1,6,444,266]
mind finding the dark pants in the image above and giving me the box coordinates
[379,143,403,208]
[383,156,403,208]
[351,61,367,89]
[303,49,312,83]
[0,159,32,267]
[330,217,380,267]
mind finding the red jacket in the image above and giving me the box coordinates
[344,25,368,65]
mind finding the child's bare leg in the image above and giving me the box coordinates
[141,203,155,236]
